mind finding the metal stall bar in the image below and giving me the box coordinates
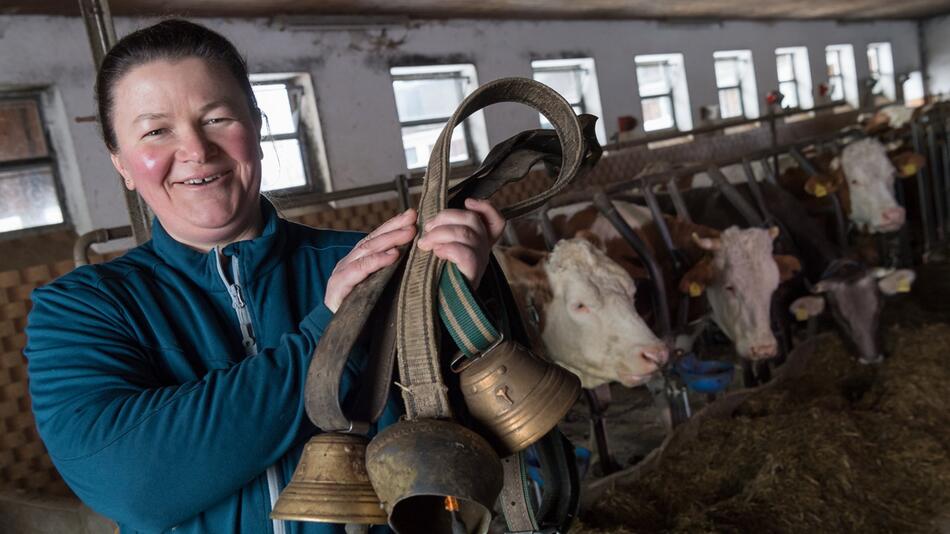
[741,158,776,223]
[788,147,849,249]
[78,0,152,246]
[641,184,692,333]
[394,173,412,212]
[665,179,693,223]
[705,165,764,227]
[911,121,935,257]
[591,191,672,338]
[926,121,946,242]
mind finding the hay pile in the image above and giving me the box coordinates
[577,321,950,533]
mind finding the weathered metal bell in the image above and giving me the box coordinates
[460,339,581,455]
[271,432,387,525]
[365,418,503,534]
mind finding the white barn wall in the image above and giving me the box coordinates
[0,16,919,235]
[925,15,950,96]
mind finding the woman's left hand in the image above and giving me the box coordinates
[416,198,506,288]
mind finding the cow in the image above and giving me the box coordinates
[663,179,916,364]
[495,237,668,389]
[511,200,801,364]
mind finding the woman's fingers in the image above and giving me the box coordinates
[464,198,507,242]
[367,208,416,240]
[417,224,482,251]
[429,243,479,282]
[342,224,416,266]
[325,248,401,312]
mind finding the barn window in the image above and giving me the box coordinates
[775,47,814,110]
[825,45,859,108]
[250,73,329,194]
[531,58,607,145]
[390,64,489,170]
[867,42,896,102]
[713,50,759,120]
[635,53,692,133]
[0,91,67,235]
[903,71,925,108]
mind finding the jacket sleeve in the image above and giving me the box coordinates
[24,279,346,531]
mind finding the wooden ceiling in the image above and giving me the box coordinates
[5,0,950,20]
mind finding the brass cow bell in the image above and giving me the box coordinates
[365,418,503,534]
[460,338,581,456]
[271,432,387,525]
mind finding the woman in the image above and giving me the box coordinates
[24,19,504,534]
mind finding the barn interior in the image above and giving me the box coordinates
[2,1,950,533]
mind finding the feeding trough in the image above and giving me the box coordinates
[673,353,734,394]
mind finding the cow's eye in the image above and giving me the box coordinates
[725,285,736,293]
[573,303,590,313]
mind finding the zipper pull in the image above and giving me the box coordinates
[228,284,246,309]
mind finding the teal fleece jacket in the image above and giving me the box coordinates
[24,199,398,533]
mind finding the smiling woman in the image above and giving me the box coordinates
[22,18,504,534]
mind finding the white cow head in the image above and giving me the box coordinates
[680,226,801,360]
[839,138,906,233]
[495,238,668,389]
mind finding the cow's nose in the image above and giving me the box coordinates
[882,206,905,225]
[641,346,669,367]
[749,343,777,360]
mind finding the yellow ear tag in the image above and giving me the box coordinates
[689,282,703,297]
[794,308,809,322]
[901,164,917,176]
[812,184,828,198]
[897,278,911,293]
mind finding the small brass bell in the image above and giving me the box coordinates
[271,432,387,525]
[365,418,503,534]
[460,339,581,455]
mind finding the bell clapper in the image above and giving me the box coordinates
[445,495,467,534]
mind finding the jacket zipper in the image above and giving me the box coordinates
[214,248,286,534]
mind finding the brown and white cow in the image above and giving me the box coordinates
[495,238,669,389]
[781,138,921,235]
[513,200,800,363]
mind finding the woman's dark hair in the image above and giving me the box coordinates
[96,19,258,153]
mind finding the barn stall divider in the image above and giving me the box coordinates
[1,100,933,531]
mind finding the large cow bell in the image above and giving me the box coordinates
[271,433,387,525]
[365,418,502,534]
[460,339,581,455]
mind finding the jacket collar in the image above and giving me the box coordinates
[150,197,287,291]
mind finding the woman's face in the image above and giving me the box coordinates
[109,57,263,250]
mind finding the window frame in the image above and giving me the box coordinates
[713,56,746,119]
[531,64,589,120]
[390,68,479,171]
[867,44,893,98]
[250,77,318,196]
[636,60,678,133]
[0,89,71,239]
[776,52,805,109]
[825,48,846,103]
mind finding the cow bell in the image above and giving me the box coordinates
[460,338,581,456]
[365,418,503,534]
[270,433,387,525]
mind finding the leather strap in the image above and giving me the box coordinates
[304,80,598,431]
[397,77,588,420]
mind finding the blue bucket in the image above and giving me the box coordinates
[674,354,735,394]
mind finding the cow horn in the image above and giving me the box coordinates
[768,226,780,240]
[691,232,721,251]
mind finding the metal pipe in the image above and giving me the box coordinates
[741,158,774,223]
[394,173,411,211]
[912,121,935,257]
[592,191,671,337]
[705,165,764,227]
[788,147,849,249]
[538,206,559,250]
[73,225,133,267]
[641,186,683,275]
[665,179,692,223]
[78,0,152,245]
[926,123,945,242]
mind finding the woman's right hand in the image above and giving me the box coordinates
[324,209,417,313]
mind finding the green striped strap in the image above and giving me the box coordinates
[437,263,500,359]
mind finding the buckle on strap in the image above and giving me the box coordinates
[450,332,505,373]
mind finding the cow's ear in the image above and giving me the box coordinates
[804,173,839,198]
[573,229,605,251]
[877,268,916,295]
[679,257,716,297]
[790,295,825,321]
[773,254,802,283]
[891,152,926,179]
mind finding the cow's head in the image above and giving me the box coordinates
[495,238,668,389]
[838,138,906,233]
[679,226,801,360]
[789,263,915,364]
